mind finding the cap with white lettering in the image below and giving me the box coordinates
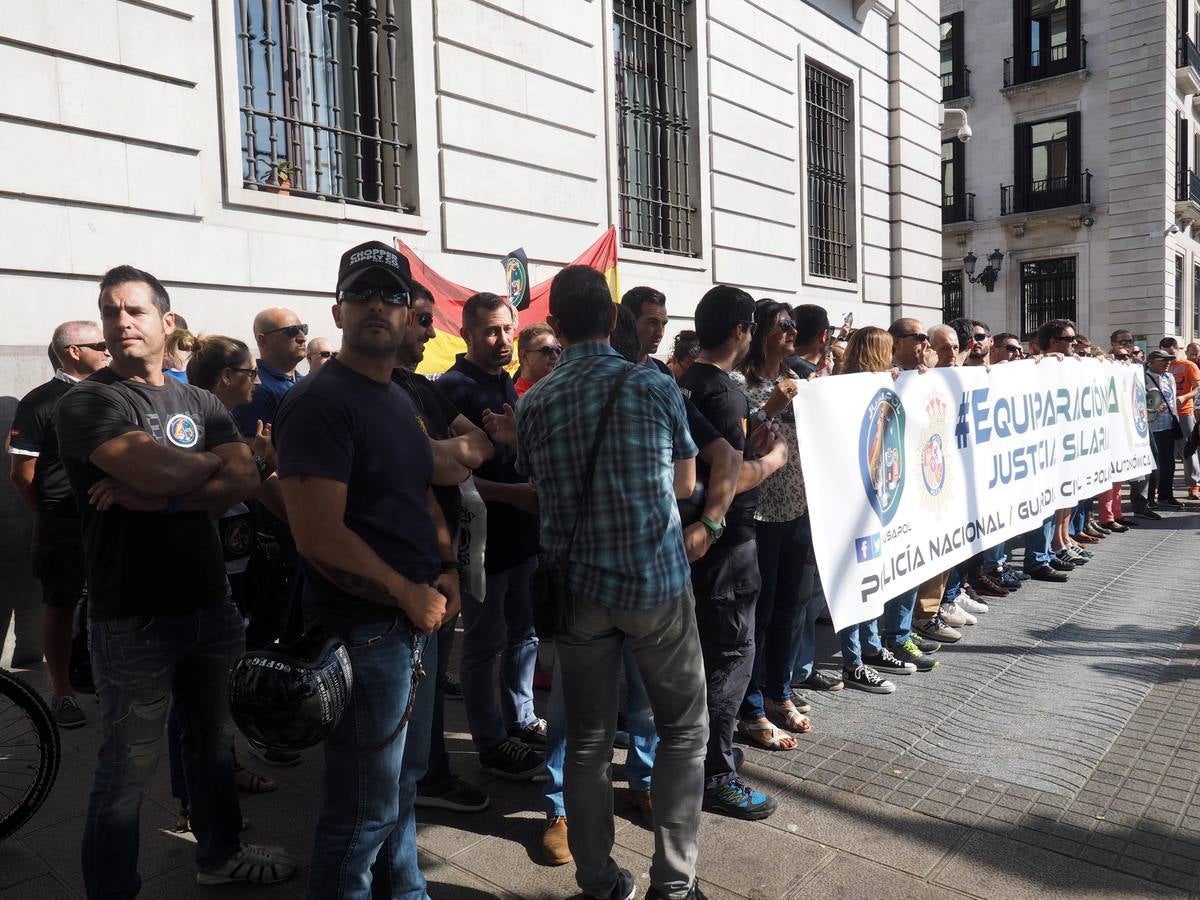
[336,240,413,293]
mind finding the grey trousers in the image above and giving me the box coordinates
[557,584,709,900]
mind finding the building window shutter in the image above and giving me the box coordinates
[1012,0,1029,83]
[1014,123,1031,213]
[1066,112,1082,182]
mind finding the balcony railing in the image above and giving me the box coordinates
[1001,170,1092,215]
[1003,36,1087,87]
[1178,168,1200,206]
[943,192,975,224]
[1179,33,1200,76]
[941,66,971,101]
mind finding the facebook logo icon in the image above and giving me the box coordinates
[854,534,881,562]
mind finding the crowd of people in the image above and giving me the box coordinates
[7,241,1195,900]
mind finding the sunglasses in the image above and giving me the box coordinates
[338,286,411,306]
[230,366,258,379]
[310,350,337,359]
[775,319,797,333]
[738,321,759,336]
[1004,345,1022,354]
[972,333,989,341]
[1113,353,1130,360]
[897,332,929,343]
[534,345,563,357]
[73,342,107,352]
[1116,338,1134,345]
[263,323,309,338]
[1051,334,1077,343]
[411,312,435,328]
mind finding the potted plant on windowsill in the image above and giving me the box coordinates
[265,161,294,196]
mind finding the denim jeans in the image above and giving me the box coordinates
[308,615,434,900]
[417,617,457,790]
[839,619,883,667]
[544,645,657,817]
[1069,499,1090,536]
[881,588,918,645]
[739,517,809,721]
[1022,516,1055,571]
[942,567,962,604]
[557,586,708,900]
[82,598,245,900]
[459,557,538,751]
[980,541,1006,570]
[788,546,825,684]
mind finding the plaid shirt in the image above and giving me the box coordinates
[517,342,697,610]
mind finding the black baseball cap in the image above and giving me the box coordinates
[1147,349,1174,362]
[337,241,413,293]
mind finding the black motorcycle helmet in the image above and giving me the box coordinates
[227,630,353,750]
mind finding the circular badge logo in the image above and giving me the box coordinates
[166,414,198,448]
[859,388,906,525]
[505,259,527,310]
[921,433,946,496]
[1131,378,1148,439]
[225,517,254,558]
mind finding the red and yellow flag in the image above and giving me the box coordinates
[396,227,619,375]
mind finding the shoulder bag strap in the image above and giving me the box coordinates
[560,364,633,561]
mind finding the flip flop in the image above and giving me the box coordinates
[736,719,798,751]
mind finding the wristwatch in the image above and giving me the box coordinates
[699,516,725,543]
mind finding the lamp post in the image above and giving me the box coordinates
[964,248,1004,292]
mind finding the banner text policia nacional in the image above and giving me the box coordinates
[793,358,1154,632]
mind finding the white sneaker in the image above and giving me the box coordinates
[957,595,989,615]
[953,602,978,626]
[939,603,970,628]
[196,843,297,886]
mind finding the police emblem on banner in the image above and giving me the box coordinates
[166,413,199,448]
[859,388,905,525]
[918,395,953,516]
[1131,376,1149,439]
[501,248,530,311]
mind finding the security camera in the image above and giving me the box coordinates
[957,123,973,143]
[1168,224,1182,235]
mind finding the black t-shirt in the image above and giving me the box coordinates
[788,355,818,379]
[679,362,758,545]
[392,368,462,535]
[274,359,439,628]
[55,369,243,619]
[437,355,538,571]
[9,374,77,518]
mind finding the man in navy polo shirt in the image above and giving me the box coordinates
[231,306,309,437]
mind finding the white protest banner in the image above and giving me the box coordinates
[793,358,1154,632]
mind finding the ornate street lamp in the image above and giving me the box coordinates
[964,249,1004,292]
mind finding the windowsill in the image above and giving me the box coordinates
[1000,201,1094,236]
[1001,68,1089,97]
[618,246,708,271]
[225,185,431,233]
[803,271,859,293]
[942,95,974,109]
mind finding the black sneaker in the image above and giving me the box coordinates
[886,638,939,672]
[1027,564,1069,582]
[1048,556,1075,572]
[1136,508,1163,520]
[598,868,635,900]
[971,574,1009,598]
[799,670,845,692]
[51,696,86,730]
[908,632,941,653]
[702,777,778,820]
[480,739,546,781]
[861,647,917,675]
[1005,566,1032,581]
[441,675,463,699]
[415,776,490,812]
[842,663,896,694]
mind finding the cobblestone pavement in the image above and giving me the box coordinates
[2,509,1200,899]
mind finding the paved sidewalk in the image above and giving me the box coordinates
[3,509,1200,899]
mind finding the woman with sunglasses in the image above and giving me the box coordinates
[514,322,561,397]
[730,300,813,749]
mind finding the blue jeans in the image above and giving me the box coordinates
[308,615,434,900]
[1022,516,1055,571]
[839,619,883,667]
[82,598,245,900]
[544,645,657,816]
[1069,499,1091,536]
[739,517,809,721]
[417,617,457,790]
[942,567,962,604]
[459,557,539,751]
[881,588,918,645]
[789,553,825,684]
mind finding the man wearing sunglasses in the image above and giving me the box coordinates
[514,322,562,397]
[989,333,1023,365]
[9,320,110,730]
[304,336,337,374]
[231,307,309,437]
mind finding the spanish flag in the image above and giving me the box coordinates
[396,227,620,376]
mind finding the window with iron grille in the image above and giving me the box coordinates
[1020,257,1076,339]
[235,0,416,212]
[1193,262,1200,335]
[613,1,698,256]
[805,64,854,281]
[1176,255,1185,332]
[942,270,964,323]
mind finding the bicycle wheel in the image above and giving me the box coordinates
[0,669,61,840]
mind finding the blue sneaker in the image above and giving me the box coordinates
[702,776,777,820]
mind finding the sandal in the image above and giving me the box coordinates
[234,764,278,794]
[736,718,798,751]
[764,698,813,734]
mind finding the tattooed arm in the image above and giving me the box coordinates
[279,474,446,632]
